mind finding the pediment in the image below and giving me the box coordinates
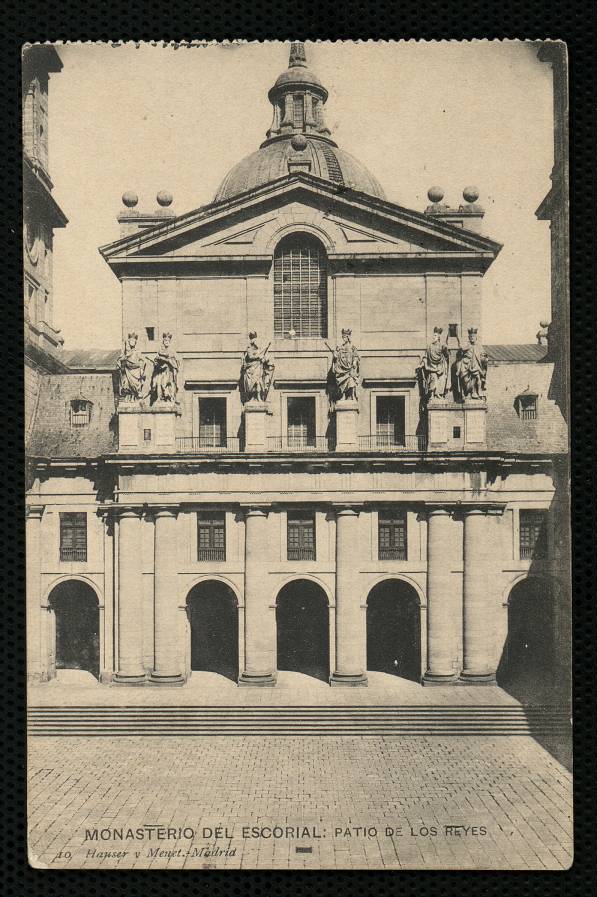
[100,174,501,270]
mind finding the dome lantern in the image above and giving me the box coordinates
[264,41,332,146]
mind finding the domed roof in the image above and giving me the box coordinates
[213,42,386,204]
[214,136,386,203]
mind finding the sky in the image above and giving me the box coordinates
[48,40,554,350]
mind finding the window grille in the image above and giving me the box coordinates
[519,510,547,559]
[273,235,327,338]
[60,512,87,562]
[518,395,538,420]
[70,399,91,428]
[287,397,316,447]
[287,511,316,560]
[198,512,226,561]
[293,94,304,129]
[378,511,407,560]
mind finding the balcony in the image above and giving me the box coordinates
[176,437,241,453]
[378,547,407,561]
[359,434,427,452]
[287,547,316,561]
[60,547,87,562]
[268,436,334,453]
[197,548,226,562]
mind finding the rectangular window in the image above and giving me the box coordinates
[375,396,406,447]
[197,512,226,562]
[287,397,316,448]
[287,511,316,561]
[145,326,155,342]
[519,510,547,560]
[60,512,87,562]
[378,510,407,561]
[293,94,304,129]
[519,395,538,420]
[199,398,227,448]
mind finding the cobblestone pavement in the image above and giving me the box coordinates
[28,735,572,870]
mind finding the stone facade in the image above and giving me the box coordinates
[26,43,568,701]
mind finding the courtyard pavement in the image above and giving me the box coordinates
[28,731,573,870]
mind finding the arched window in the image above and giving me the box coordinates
[273,234,327,338]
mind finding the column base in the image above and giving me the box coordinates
[148,673,187,687]
[238,672,277,687]
[330,672,368,687]
[457,671,497,686]
[112,672,147,687]
[422,672,459,687]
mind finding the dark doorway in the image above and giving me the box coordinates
[48,580,100,679]
[366,579,421,681]
[497,577,553,704]
[276,580,329,682]
[187,581,239,682]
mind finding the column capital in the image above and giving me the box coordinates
[461,502,506,516]
[333,504,362,517]
[147,504,180,519]
[26,504,45,520]
[241,505,270,518]
[115,505,145,519]
[425,505,454,518]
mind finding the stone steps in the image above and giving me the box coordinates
[28,705,571,737]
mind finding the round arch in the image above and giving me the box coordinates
[497,574,556,703]
[44,574,103,607]
[500,571,563,606]
[362,573,425,608]
[366,578,423,682]
[264,221,336,255]
[186,579,239,682]
[272,573,333,608]
[276,578,330,682]
[47,578,101,680]
[184,574,242,607]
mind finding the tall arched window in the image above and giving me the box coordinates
[273,234,328,338]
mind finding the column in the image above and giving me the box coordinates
[113,508,146,685]
[460,507,498,684]
[423,507,459,685]
[149,508,185,686]
[239,508,276,686]
[331,507,367,686]
[26,505,44,683]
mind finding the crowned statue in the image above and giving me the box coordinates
[150,332,179,403]
[326,328,360,408]
[418,326,449,402]
[240,331,275,402]
[117,332,147,401]
[456,327,488,400]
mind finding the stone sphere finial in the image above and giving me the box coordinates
[122,191,138,208]
[463,185,480,203]
[156,190,173,207]
[427,186,444,203]
[291,134,308,152]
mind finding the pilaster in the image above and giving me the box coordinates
[26,505,45,683]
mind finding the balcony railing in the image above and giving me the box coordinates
[60,547,87,562]
[176,437,241,453]
[378,547,407,561]
[287,547,316,561]
[268,436,334,453]
[197,548,226,562]
[358,434,427,452]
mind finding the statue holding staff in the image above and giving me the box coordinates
[117,332,147,401]
[417,326,449,402]
[456,327,488,400]
[240,331,275,402]
[150,332,179,403]
[326,328,360,408]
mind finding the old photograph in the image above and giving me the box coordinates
[25,39,571,870]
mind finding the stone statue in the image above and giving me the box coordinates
[537,320,551,347]
[117,332,147,401]
[240,331,275,402]
[150,332,179,403]
[418,327,449,402]
[456,328,488,400]
[326,328,360,408]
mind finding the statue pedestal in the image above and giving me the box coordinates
[335,399,359,452]
[243,400,268,452]
[427,399,486,450]
[117,401,182,453]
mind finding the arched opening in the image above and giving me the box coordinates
[497,577,554,703]
[276,579,329,682]
[48,580,100,679]
[366,579,421,682]
[273,233,328,338]
[187,580,239,682]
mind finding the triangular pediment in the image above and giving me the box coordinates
[100,173,501,271]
